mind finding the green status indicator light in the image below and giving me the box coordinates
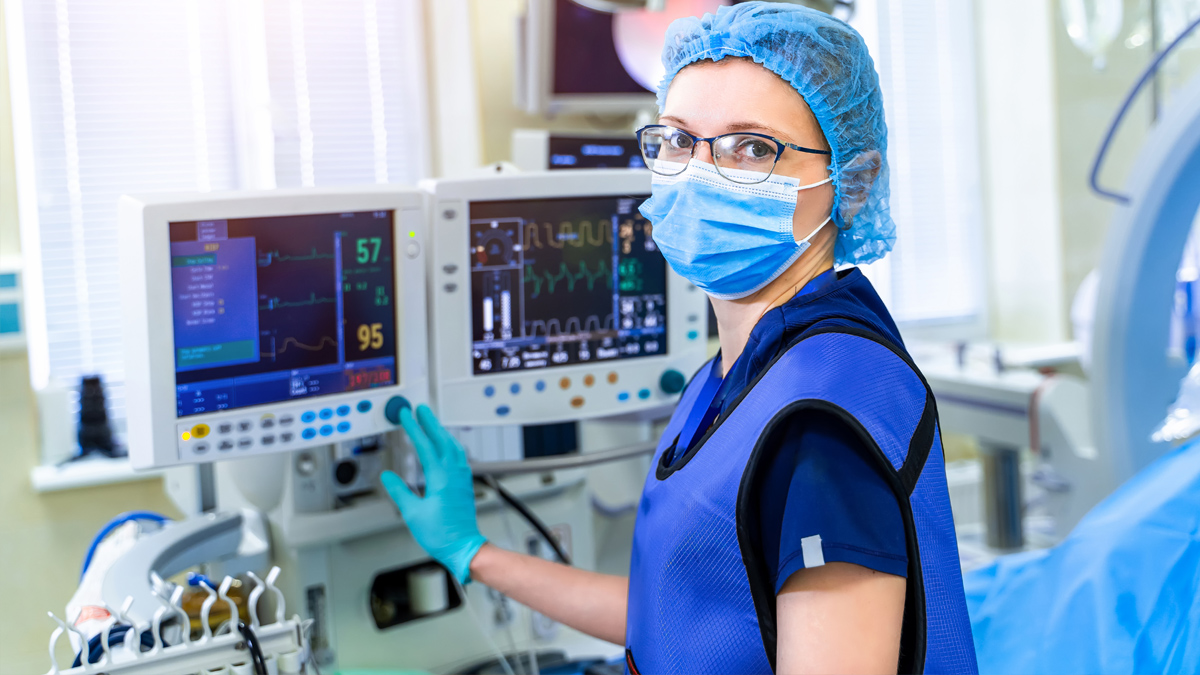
[408,231,416,238]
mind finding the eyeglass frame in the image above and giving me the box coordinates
[634,124,832,183]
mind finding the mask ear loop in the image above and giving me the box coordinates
[792,175,834,192]
[791,173,837,241]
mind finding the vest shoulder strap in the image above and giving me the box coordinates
[773,323,938,495]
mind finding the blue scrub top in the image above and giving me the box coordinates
[675,268,909,592]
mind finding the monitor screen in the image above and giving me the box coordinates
[469,194,666,375]
[552,0,650,96]
[169,211,398,417]
[548,136,645,170]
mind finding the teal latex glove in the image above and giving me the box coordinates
[381,404,486,584]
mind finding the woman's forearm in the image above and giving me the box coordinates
[469,543,628,645]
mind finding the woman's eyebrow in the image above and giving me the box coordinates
[723,121,790,137]
[658,115,689,129]
[659,116,792,139]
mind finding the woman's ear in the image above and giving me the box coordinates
[838,150,883,226]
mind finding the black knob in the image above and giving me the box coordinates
[334,460,359,485]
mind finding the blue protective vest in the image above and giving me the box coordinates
[624,323,978,674]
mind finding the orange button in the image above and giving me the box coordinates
[583,374,595,387]
[607,372,618,384]
[570,396,585,408]
[559,377,571,390]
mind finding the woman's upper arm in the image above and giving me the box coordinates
[775,561,906,674]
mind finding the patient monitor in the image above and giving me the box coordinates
[426,169,709,427]
[119,187,429,469]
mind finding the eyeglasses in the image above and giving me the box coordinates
[635,124,832,185]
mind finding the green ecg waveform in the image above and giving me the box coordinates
[260,247,335,264]
[259,293,336,310]
[524,260,612,297]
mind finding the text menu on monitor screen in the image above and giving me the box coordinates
[169,211,398,417]
[468,195,666,375]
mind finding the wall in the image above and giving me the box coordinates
[973,0,1070,343]
[0,4,183,672]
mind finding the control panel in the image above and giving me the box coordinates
[173,395,404,462]
[424,169,708,426]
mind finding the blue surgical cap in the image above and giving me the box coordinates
[657,2,894,266]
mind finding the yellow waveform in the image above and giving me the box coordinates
[262,335,337,358]
[524,220,612,249]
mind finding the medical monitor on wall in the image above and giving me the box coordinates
[426,169,708,426]
[120,187,429,469]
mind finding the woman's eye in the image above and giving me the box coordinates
[666,133,693,150]
[737,139,774,159]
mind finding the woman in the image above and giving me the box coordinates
[382,4,977,673]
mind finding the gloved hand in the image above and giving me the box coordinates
[381,404,486,584]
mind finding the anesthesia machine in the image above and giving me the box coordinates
[42,169,707,674]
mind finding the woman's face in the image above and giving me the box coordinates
[659,58,835,243]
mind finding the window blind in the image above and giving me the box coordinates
[263,0,431,188]
[854,0,986,326]
[11,0,241,428]
[8,0,429,440]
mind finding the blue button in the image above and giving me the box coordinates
[301,411,316,423]
[510,383,520,395]
[688,330,699,340]
[302,428,317,440]
[319,408,333,420]
[484,385,495,398]
[319,425,333,436]
[535,380,546,392]
[336,405,350,417]
[638,389,651,400]
[357,400,372,413]
[337,421,351,433]
[496,405,510,416]
[618,392,630,401]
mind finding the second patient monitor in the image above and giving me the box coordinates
[427,169,709,426]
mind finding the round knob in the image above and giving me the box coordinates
[384,396,412,425]
[659,369,685,395]
[334,460,358,485]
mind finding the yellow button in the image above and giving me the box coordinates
[607,372,618,384]
[191,424,210,439]
[560,377,571,390]
[583,374,595,387]
[570,396,585,408]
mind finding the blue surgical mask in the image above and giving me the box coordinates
[639,160,834,300]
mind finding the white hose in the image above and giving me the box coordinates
[452,574,516,675]
[495,501,534,675]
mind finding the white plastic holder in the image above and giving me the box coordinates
[44,567,305,675]
[44,617,306,675]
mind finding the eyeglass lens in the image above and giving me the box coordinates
[638,126,781,184]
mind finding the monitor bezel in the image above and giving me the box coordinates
[120,186,429,470]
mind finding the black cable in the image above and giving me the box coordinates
[237,622,269,675]
[474,475,572,565]
[72,625,156,667]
